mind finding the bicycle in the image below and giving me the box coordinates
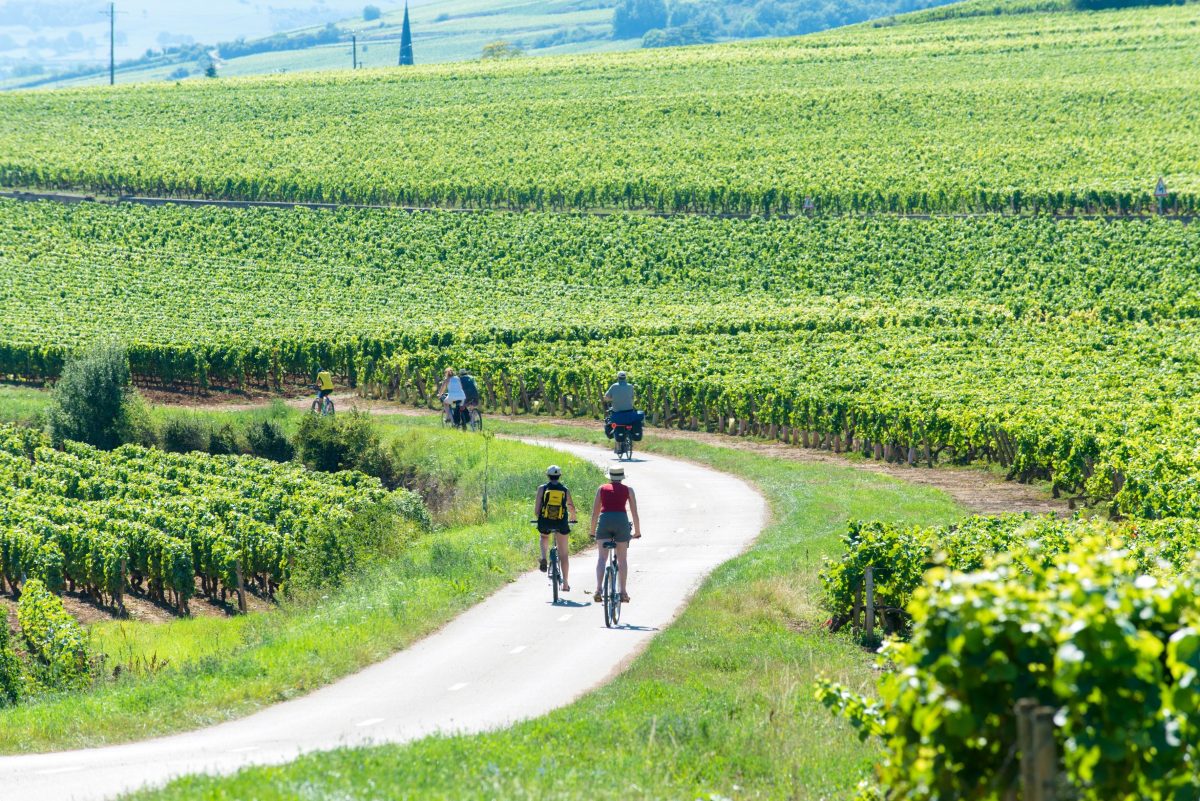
[532,520,574,604]
[309,386,335,416]
[466,405,483,432]
[440,396,469,430]
[612,423,634,461]
[600,541,621,627]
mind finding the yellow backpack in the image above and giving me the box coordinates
[541,486,567,521]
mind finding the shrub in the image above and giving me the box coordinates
[0,619,21,707]
[295,411,399,486]
[819,540,1200,801]
[17,579,92,693]
[48,340,138,450]
[363,4,381,20]
[208,422,246,455]
[289,490,428,594]
[159,415,211,454]
[246,419,294,462]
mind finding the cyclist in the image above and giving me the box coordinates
[534,465,578,591]
[590,464,641,603]
[604,371,641,453]
[459,368,481,415]
[437,367,467,428]
[315,366,334,407]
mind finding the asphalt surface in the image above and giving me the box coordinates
[0,438,766,800]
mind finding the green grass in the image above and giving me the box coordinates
[0,414,603,753]
[0,385,48,425]
[127,417,964,801]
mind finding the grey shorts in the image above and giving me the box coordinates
[595,511,632,543]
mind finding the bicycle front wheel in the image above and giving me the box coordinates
[324,399,335,416]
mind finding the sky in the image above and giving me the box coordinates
[0,1,418,69]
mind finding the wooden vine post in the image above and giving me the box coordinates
[864,565,877,643]
[235,558,248,614]
[1015,699,1058,801]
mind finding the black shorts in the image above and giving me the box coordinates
[318,388,332,399]
[537,519,570,535]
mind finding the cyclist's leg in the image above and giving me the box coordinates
[594,545,607,599]
[555,531,571,589]
[616,540,631,596]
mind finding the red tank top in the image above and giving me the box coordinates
[599,482,630,513]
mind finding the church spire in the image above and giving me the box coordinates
[399,1,414,66]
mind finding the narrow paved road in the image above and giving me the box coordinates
[0,439,766,801]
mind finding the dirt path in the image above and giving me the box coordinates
[191,392,1068,518]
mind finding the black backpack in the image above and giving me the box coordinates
[461,374,480,403]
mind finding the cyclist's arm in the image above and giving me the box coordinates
[589,487,602,538]
[627,487,642,538]
[436,379,448,396]
[533,486,545,521]
[565,489,578,521]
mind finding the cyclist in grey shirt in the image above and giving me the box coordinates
[604,371,635,412]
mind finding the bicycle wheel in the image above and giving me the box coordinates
[469,409,483,432]
[549,547,560,604]
[310,399,322,415]
[324,398,335,416]
[608,565,622,626]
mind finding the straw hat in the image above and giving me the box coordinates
[607,465,625,481]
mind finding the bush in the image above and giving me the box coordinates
[208,422,246,455]
[363,4,382,20]
[288,491,428,594]
[246,419,294,462]
[17,579,92,693]
[0,620,21,707]
[819,540,1200,801]
[48,340,139,450]
[295,411,399,485]
[159,415,211,454]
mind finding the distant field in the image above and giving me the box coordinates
[1,3,1196,215]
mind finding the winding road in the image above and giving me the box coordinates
[0,438,766,801]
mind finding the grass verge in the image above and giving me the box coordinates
[126,417,964,800]
[0,414,601,753]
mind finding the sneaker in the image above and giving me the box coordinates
[539,558,548,572]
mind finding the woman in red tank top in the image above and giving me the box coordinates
[589,464,642,603]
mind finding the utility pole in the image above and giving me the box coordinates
[352,35,358,69]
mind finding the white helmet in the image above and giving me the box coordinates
[546,465,562,478]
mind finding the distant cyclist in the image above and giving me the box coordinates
[590,464,641,603]
[459,368,481,412]
[604,371,635,414]
[534,465,578,591]
[437,367,467,427]
[315,367,334,403]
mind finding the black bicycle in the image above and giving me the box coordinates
[605,410,635,461]
[600,541,621,627]
[533,521,574,604]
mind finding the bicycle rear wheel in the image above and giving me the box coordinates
[310,399,322,415]
[549,547,560,604]
[604,564,620,627]
[469,409,483,432]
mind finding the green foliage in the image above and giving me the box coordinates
[820,539,1200,800]
[245,419,294,463]
[47,339,135,450]
[207,422,246,456]
[821,514,1200,629]
[159,416,211,454]
[363,4,382,21]
[0,619,21,707]
[295,411,401,488]
[16,579,91,693]
[0,422,388,614]
[289,492,428,594]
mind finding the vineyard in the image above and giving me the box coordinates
[2,199,1198,519]
[0,423,393,614]
[0,3,1197,214]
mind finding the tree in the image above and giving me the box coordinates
[398,1,414,65]
[612,0,668,39]
[481,40,525,60]
[363,4,382,20]
[48,340,137,450]
[204,64,218,78]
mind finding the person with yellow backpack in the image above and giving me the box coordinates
[534,465,578,591]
